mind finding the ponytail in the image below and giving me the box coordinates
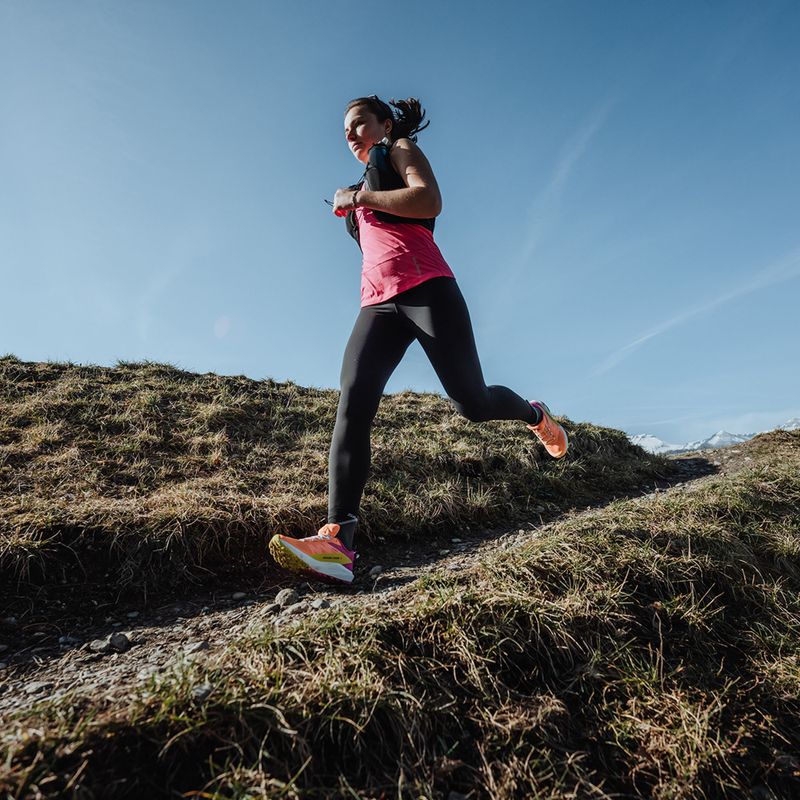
[344,95,431,143]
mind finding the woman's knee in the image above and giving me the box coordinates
[450,396,490,423]
[337,379,382,421]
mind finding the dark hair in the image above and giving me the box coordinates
[344,95,430,143]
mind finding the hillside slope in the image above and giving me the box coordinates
[1,357,798,799]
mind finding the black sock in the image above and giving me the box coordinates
[528,403,543,425]
[327,513,358,550]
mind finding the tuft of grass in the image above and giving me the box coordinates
[1,356,676,599]
[2,430,799,798]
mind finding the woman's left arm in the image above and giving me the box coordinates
[360,139,442,218]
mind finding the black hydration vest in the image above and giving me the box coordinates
[345,139,436,252]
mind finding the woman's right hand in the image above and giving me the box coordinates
[332,187,359,217]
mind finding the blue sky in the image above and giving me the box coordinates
[2,0,798,444]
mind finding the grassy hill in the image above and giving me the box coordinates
[1,354,676,602]
[1,355,798,799]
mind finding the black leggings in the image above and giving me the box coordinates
[328,276,537,523]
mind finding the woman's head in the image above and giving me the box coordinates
[344,95,430,163]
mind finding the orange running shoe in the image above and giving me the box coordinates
[268,516,357,585]
[526,400,569,459]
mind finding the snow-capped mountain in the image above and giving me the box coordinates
[628,434,685,454]
[628,418,800,455]
[683,430,756,451]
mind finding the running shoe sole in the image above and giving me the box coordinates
[268,535,355,584]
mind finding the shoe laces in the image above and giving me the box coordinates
[534,411,559,441]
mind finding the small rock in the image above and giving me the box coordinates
[451,537,462,543]
[24,681,52,695]
[446,564,460,571]
[89,639,111,654]
[438,549,450,555]
[58,636,80,646]
[368,566,383,578]
[109,632,130,653]
[126,611,139,619]
[310,598,330,610]
[0,644,8,654]
[232,592,247,601]
[184,641,210,655]
[282,602,307,617]
[111,622,123,628]
[191,682,214,702]
[137,665,159,681]
[0,662,7,670]
[517,529,525,534]
[262,602,281,615]
[275,588,299,608]
[535,505,546,512]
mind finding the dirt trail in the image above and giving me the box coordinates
[0,448,750,720]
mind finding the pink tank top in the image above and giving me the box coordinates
[355,204,456,307]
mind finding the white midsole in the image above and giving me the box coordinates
[281,540,354,583]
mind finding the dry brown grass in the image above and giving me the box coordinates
[2,424,798,798]
[1,355,675,599]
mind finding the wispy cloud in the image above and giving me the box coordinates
[480,99,617,327]
[590,245,800,377]
[518,97,617,268]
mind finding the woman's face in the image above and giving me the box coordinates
[344,105,392,164]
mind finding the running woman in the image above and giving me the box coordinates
[269,95,568,585]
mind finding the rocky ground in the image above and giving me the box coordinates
[0,447,751,721]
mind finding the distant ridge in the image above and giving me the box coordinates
[629,417,800,455]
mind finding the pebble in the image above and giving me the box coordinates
[184,641,210,655]
[137,665,159,681]
[126,611,139,619]
[275,588,299,608]
[535,505,546,512]
[451,537,462,543]
[282,602,307,617]
[310,598,330,610]
[89,639,111,654]
[0,662,7,670]
[58,636,80,646]
[109,632,131,653]
[368,566,383,578]
[439,549,450,555]
[262,602,281,615]
[232,592,247,601]
[191,682,214,702]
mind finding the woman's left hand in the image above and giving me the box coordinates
[332,187,359,217]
